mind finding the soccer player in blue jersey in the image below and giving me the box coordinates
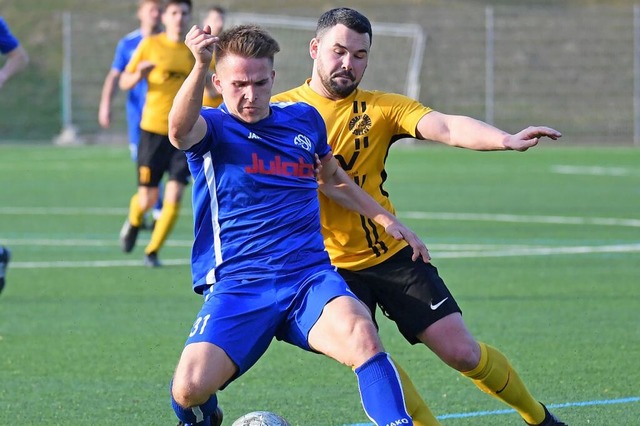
[98,0,161,159]
[0,16,28,294]
[0,16,28,90]
[167,23,431,426]
[98,0,164,230]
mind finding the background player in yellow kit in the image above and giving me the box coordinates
[273,7,565,426]
[201,5,225,108]
[118,0,194,267]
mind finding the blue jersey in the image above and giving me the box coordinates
[0,17,19,55]
[111,29,147,150]
[185,102,332,293]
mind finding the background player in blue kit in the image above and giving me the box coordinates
[98,0,162,160]
[98,0,164,228]
[0,16,28,90]
[1,16,29,294]
[167,23,430,426]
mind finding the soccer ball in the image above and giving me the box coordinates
[231,411,291,426]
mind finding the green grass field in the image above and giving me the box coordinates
[0,143,638,425]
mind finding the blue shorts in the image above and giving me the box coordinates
[184,267,357,381]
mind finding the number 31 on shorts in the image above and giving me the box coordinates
[189,314,211,337]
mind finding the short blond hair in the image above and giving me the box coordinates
[214,24,280,65]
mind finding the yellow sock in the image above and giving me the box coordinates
[392,357,441,426]
[145,202,179,255]
[128,193,145,227]
[462,342,545,425]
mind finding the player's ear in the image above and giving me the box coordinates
[309,38,319,60]
[212,73,222,93]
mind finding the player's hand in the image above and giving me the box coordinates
[185,25,218,65]
[384,222,431,263]
[313,154,322,179]
[137,61,156,78]
[503,126,562,152]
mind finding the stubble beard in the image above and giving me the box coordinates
[320,71,358,99]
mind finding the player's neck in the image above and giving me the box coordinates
[140,24,159,38]
[164,29,183,42]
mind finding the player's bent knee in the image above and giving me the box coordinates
[442,342,481,372]
[348,318,385,362]
[171,376,214,408]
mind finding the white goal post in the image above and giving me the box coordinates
[55,11,426,144]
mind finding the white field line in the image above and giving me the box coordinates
[11,258,191,269]
[550,164,638,176]
[6,242,640,269]
[434,243,640,258]
[1,207,639,228]
[398,211,640,228]
[0,238,192,248]
[0,207,131,215]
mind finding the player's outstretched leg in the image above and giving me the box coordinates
[462,343,567,425]
[355,352,413,425]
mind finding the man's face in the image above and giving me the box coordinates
[311,23,370,99]
[203,11,225,36]
[138,1,161,31]
[214,54,275,124]
[162,3,191,37]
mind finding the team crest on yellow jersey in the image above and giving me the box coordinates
[349,114,372,136]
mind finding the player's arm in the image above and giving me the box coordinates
[317,153,430,262]
[98,68,120,128]
[416,110,562,152]
[168,25,217,150]
[0,44,28,89]
[119,60,154,91]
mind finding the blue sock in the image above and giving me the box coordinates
[354,352,413,426]
[170,383,218,425]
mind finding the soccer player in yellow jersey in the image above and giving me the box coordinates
[272,7,566,426]
[201,5,225,108]
[118,0,195,267]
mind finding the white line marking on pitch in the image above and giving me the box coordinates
[399,211,640,228]
[551,165,637,176]
[6,243,639,269]
[1,207,638,228]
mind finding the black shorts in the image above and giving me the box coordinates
[137,130,190,187]
[338,246,461,344]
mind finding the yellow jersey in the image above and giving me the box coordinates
[126,33,195,135]
[272,80,432,270]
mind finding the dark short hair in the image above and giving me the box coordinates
[316,7,372,45]
[215,24,280,64]
[208,5,226,16]
[165,0,192,11]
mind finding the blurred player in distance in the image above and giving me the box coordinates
[0,16,29,90]
[272,7,565,426]
[167,23,428,426]
[98,0,164,229]
[98,0,162,156]
[0,17,28,294]
[201,5,226,108]
[0,246,10,295]
[118,0,194,267]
